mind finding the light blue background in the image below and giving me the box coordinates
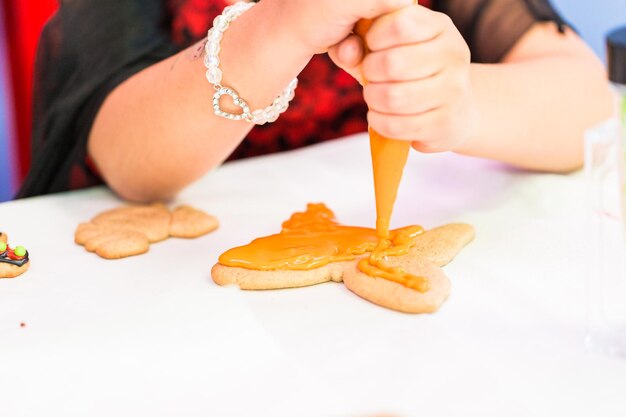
[0,1,625,202]
[551,0,626,61]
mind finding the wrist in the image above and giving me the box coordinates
[261,0,319,58]
[451,65,487,156]
[214,0,312,111]
[204,2,299,124]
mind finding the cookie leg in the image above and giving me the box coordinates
[343,258,451,314]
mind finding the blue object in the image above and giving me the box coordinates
[551,0,626,61]
[0,5,16,203]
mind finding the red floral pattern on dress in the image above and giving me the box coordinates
[169,0,227,46]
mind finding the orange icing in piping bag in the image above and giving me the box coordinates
[354,18,419,284]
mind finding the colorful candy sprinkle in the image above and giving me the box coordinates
[13,246,27,258]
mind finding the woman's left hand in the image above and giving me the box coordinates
[329,5,476,153]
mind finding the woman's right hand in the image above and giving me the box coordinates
[274,0,414,55]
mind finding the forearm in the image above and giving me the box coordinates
[88,1,311,202]
[459,46,614,172]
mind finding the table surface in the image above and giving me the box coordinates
[1,133,625,417]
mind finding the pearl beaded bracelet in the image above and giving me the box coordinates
[204,1,298,125]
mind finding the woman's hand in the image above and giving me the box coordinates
[277,0,414,55]
[329,5,476,153]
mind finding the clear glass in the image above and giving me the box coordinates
[584,112,626,358]
[615,84,626,235]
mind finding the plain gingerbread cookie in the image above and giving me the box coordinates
[75,204,218,259]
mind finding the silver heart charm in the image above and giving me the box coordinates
[213,87,251,121]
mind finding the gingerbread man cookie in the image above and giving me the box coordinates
[75,203,219,259]
[0,234,30,279]
[212,205,474,313]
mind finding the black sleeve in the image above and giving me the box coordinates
[18,0,179,198]
[433,0,567,63]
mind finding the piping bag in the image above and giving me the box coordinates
[354,19,412,240]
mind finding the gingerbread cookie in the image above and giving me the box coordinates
[0,238,30,279]
[0,231,7,243]
[76,203,218,259]
[211,206,474,314]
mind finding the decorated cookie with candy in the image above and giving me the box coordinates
[0,234,30,279]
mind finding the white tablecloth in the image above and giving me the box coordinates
[1,133,625,417]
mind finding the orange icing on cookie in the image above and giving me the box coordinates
[218,204,428,291]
